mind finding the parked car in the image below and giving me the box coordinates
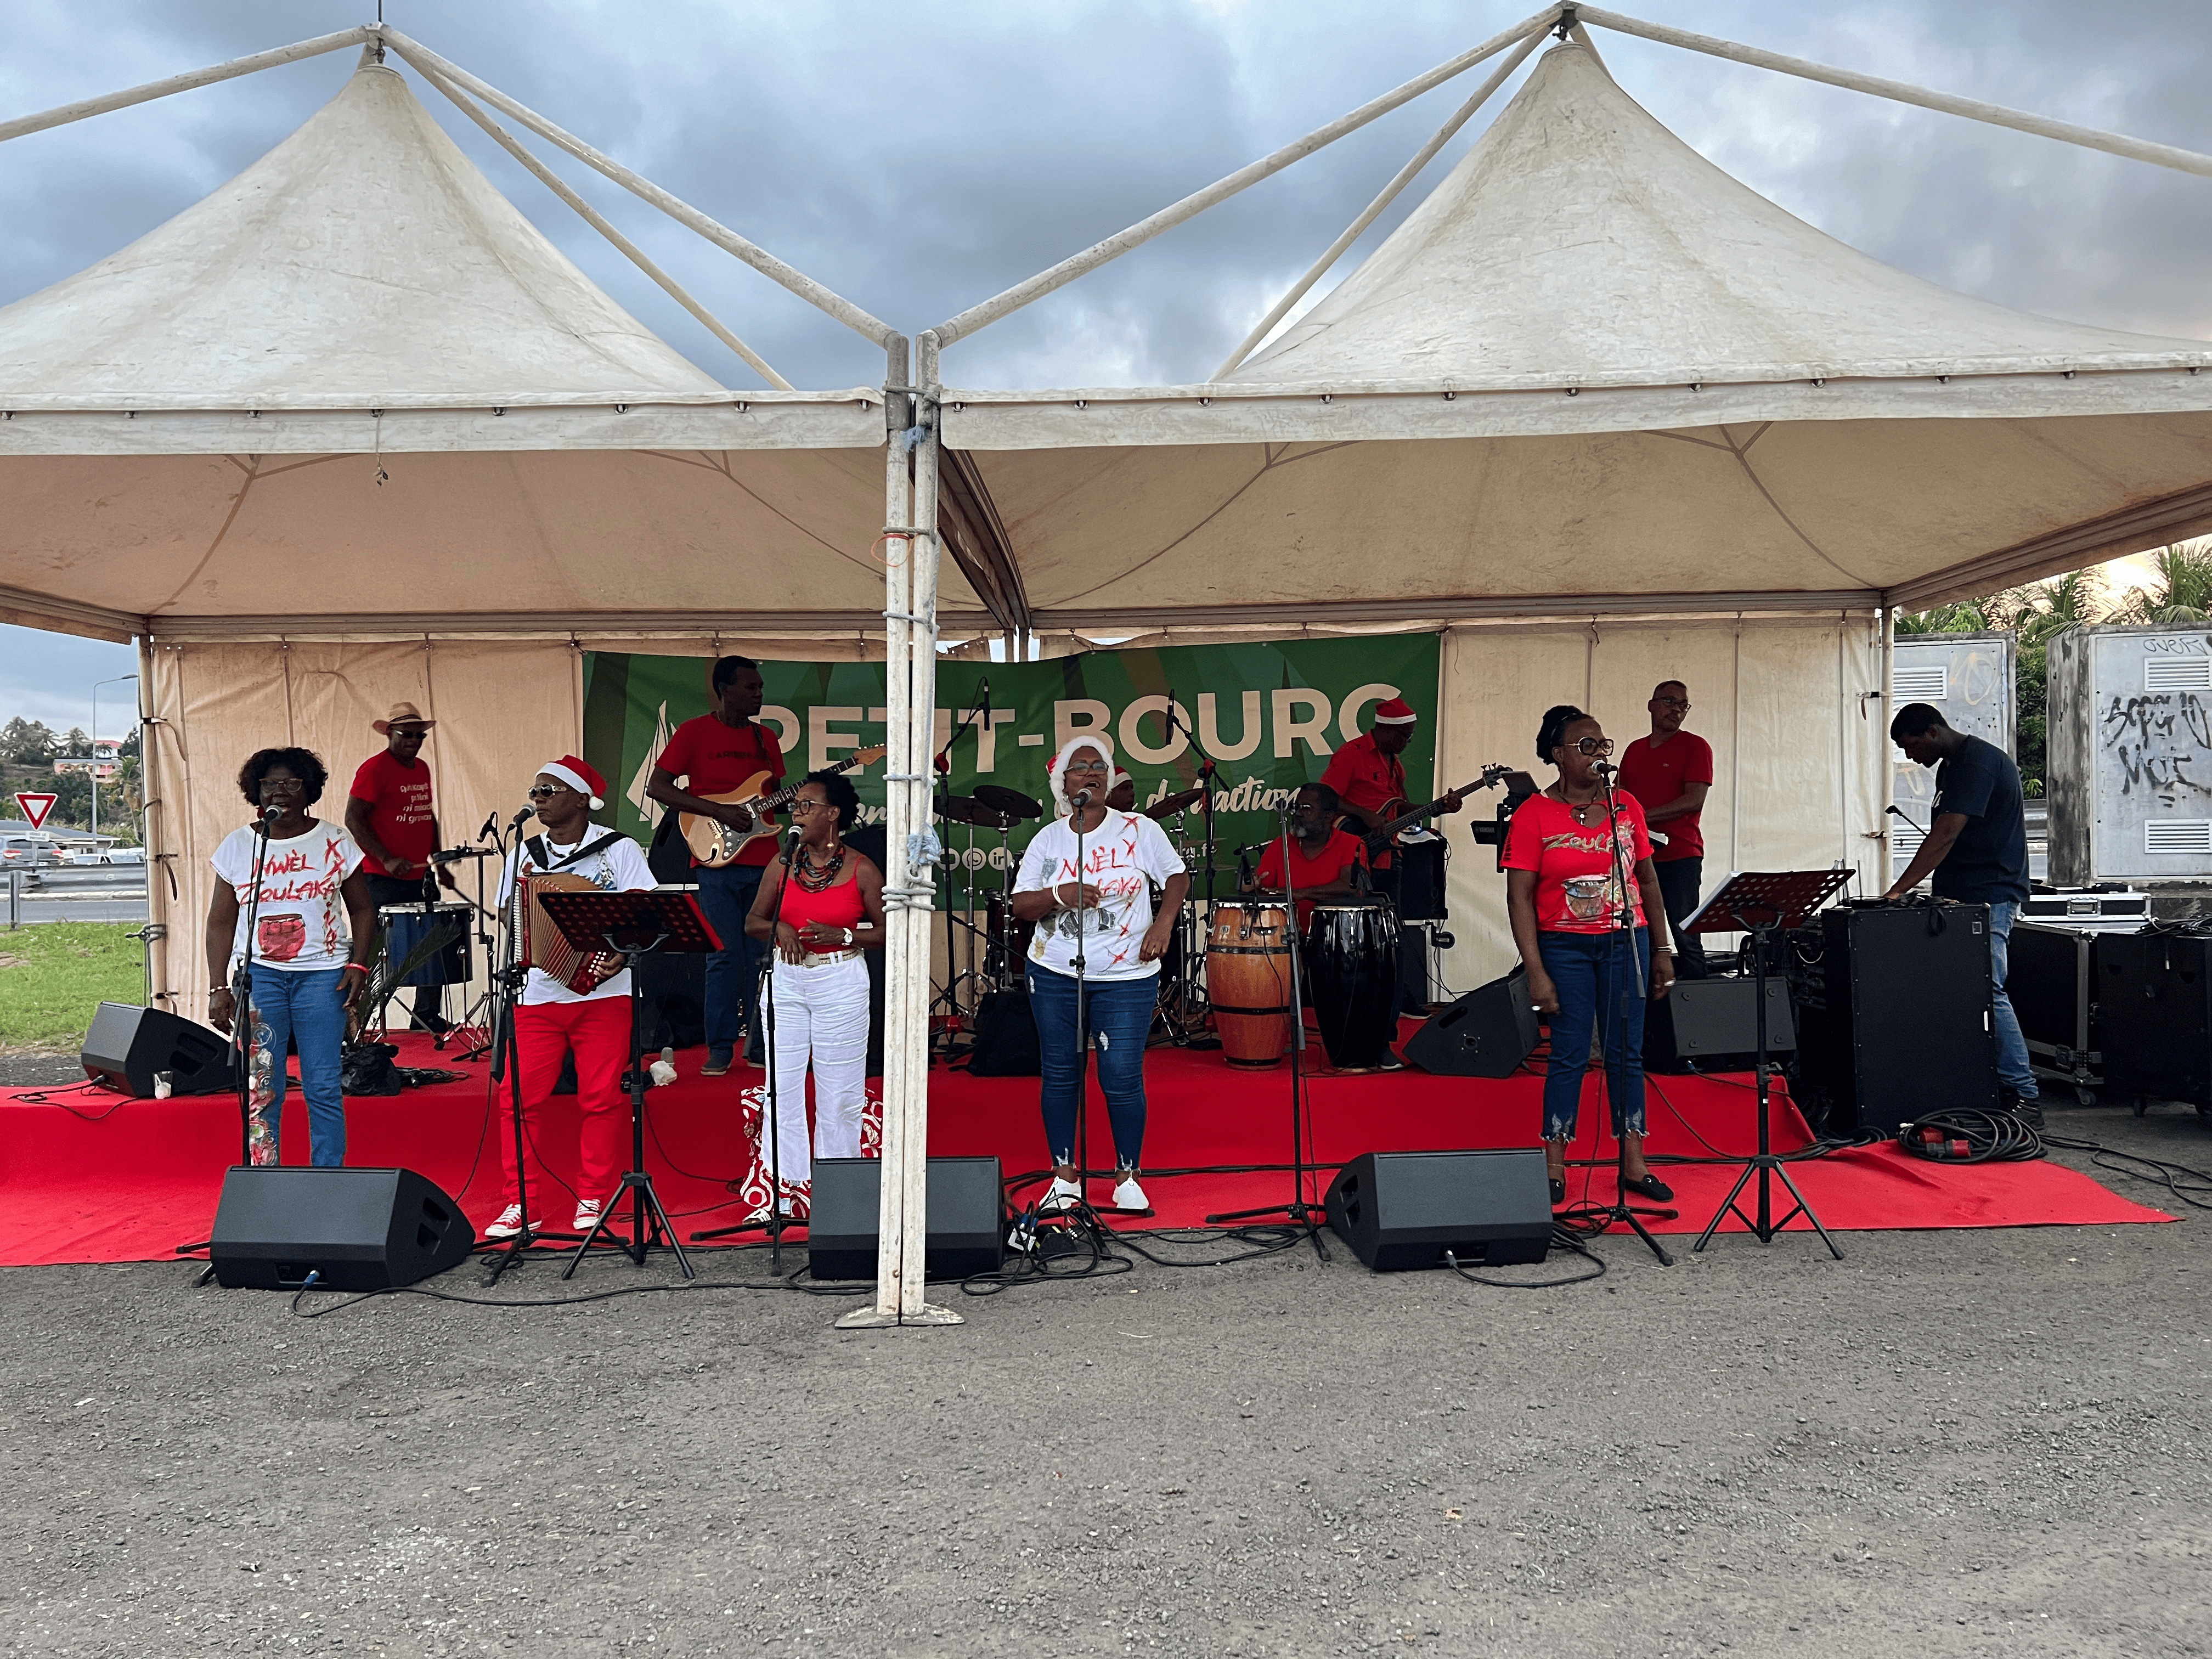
[101,846,147,865]
[2,837,62,877]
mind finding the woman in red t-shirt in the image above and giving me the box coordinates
[1503,704,1677,1208]
[742,772,885,1220]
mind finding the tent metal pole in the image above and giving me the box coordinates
[1212,24,1549,379]
[411,63,794,391]
[0,28,373,144]
[377,27,902,349]
[928,5,1567,348]
[1577,6,2212,181]
[1880,603,1896,890]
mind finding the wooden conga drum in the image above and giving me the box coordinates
[1206,901,1293,1068]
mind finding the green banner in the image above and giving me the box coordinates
[583,635,1442,904]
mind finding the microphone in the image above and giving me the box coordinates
[1592,760,1618,777]
[478,809,499,839]
[1070,788,1094,809]
[509,802,535,830]
[255,803,280,833]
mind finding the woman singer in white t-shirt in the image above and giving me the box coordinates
[204,747,377,1167]
[1010,736,1190,1215]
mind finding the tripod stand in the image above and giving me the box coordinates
[1687,870,1853,1259]
[1206,806,1329,1260]
[535,888,719,1279]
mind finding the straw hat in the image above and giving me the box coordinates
[371,701,436,735]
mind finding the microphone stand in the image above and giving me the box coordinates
[483,812,546,1284]
[1570,761,1673,1266]
[1206,803,1329,1261]
[1070,789,1095,1200]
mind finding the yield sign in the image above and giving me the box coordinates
[14,792,57,830]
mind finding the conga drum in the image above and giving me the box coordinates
[1205,901,1293,1068]
[1306,900,1401,1070]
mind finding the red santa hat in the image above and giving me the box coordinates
[1372,696,1418,726]
[539,754,607,810]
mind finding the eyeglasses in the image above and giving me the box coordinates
[789,798,830,815]
[1655,698,1691,710]
[1064,759,1109,774]
[1573,736,1615,756]
[258,777,305,793]
[526,783,568,799]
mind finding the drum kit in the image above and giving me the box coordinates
[925,778,1408,1072]
[367,845,504,1053]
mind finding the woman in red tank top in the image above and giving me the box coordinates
[743,772,886,1218]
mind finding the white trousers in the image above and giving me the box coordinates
[761,953,870,1189]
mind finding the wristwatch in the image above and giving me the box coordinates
[841,927,856,947]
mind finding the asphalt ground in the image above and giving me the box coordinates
[1,1096,2209,1658]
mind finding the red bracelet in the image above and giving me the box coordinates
[340,963,370,977]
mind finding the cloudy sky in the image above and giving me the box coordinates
[2,0,2205,729]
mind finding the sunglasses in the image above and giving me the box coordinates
[526,783,570,799]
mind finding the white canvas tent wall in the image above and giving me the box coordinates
[916,14,2212,991]
[0,30,971,1321]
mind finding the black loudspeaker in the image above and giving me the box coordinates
[1787,904,1997,1136]
[808,1156,1005,1282]
[1643,977,1797,1074]
[81,1000,238,1097]
[962,992,1041,1076]
[1324,1148,1552,1271]
[2096,931,2212,1107]
[1401,970,1538,1078]
[208,1166,474,1290]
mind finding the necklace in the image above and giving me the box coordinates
[793,843,845,894]
[1553,787,1605,826]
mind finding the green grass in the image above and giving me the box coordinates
[0,922,146,1052]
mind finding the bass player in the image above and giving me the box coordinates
[645,656,783,1076]
[1321,695,1466,1013]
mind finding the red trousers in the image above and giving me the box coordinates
[500,998,632,1212]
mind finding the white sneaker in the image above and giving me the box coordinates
[573,1199,606,1232]
[1040,1176,1083,1212]
[1111,1173,1151,1214]
[484,1203,536,1240]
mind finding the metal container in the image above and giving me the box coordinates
[2009,917,2144,1103]
[2048,624,2212,884]
[1889,631,2013,884]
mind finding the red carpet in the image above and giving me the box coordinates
[0,1026,2171,1267]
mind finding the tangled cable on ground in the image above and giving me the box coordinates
[1897,1107,2044,1164]
[1446,1224,1607,1289]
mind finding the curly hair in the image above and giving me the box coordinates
[1534,704,1588,767]
[237,746,329,806]
[808,767,864,832]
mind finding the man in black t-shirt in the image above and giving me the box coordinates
[1882,702,2038,1123]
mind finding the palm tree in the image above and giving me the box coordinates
[1894,593,2014,634]
[2115,538,2212,624]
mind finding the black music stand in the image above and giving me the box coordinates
[535,888,721,1279]
[1685,869,1853,1260]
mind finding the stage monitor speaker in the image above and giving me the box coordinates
[808,1156,1004,1282]
[1401,970,1538,1078]
[82,1000,238,1097]
[2096,930,2212,1107]
[1324,1148,1551,1272]
[1643,977,1796,1074]
[208,1166,473,1290]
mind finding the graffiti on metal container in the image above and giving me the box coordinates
[2101,692,2212,801]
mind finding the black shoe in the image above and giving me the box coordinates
[1549,1177,1566,1207]
[1622,1172,1674,1203]
[2000,1087,2046,1131]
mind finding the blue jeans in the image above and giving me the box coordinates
[1653,857,1709,980]
[1536,929,1650,1141]
[247,964,348,1166]
[1989,901,2036,1100]
[1028,966,1155,1171]
[695,862,766,1053]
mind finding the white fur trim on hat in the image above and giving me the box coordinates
[1047,734,1116,817]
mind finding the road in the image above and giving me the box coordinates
[3,865,149,926]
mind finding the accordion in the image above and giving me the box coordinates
[511,871,612,993]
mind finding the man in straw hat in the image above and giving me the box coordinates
[347,701,456,1034]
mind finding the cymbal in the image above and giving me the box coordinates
[1144,787,1207,820]
[973,783,1043,821]
[935,793,1019,830]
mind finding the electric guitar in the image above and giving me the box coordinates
[678,746,886,868]
[1360,764,1516,856]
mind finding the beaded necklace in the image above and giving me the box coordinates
[792,842,845,894]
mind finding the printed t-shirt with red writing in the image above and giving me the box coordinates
[1615,730,1713,863]
[653,714,786,868]
[1014,810,1188,981]
[1501,792,1652,934]
[1255,828,1369,929]
[210,820,366,973]
[348,749,437,877]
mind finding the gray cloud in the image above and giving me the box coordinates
[2,1,2205,688]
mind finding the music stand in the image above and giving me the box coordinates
[534,888,721,1279]
[1684,869,1853,1260]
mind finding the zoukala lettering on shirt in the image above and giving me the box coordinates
[210,821,366,972]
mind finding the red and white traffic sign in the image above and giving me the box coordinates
[14,792,57,830]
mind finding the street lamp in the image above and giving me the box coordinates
[91,674,138,845]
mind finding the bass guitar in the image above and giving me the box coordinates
[678,746,887,868]
[1360,763,1517,856]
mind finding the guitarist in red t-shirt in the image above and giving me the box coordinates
[645,656,785,1075]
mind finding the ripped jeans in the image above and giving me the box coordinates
[1537,928,1650,1142]
[1028,964,1155,1171]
